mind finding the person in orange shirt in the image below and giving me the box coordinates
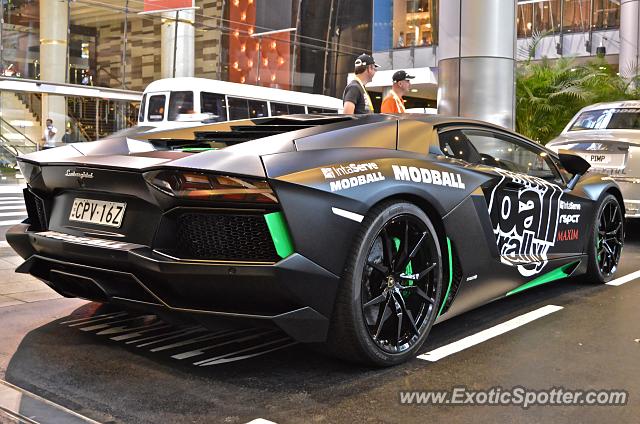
[380,70,414,113]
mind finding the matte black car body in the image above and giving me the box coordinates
[7,114,624,350]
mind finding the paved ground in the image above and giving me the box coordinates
[0,219,638,423]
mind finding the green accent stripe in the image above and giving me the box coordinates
[264,212,295,259]
[506,261,580,296]
[437,238,454,317]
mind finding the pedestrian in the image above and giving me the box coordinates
[343,54,379,115]
[61,127,75,144]
[397,32,405,48]
[81,69,93,86]
[380,70,414,114]
[41,119,58,149]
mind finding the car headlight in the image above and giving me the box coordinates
[144,170,278,203]
[17,160,41,184]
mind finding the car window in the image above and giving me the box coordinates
[147,94,166,122]
[569,108,640,131]
[200,92,227,121]
[463,129,559,182]
[168,91,194,121]
[248,100,268,118]
[270,102,289,116]
[288,104,306,114]
[438,129,483,163]
[228,97,249,120]
[138,94,146,122]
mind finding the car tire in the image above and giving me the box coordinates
[324,201,443,366]
[586,193,624,283]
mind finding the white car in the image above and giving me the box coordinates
[547,100,640,218]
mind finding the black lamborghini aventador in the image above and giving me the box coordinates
[7,114,624,366]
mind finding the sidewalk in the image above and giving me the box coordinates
[0,246,60,308]
[0,185,26,194]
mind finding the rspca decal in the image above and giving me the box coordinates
[391,165,466,189]
[560,214,580,224]
[330,172,385,192]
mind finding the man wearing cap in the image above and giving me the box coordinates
[381,70,414,113]
[343,54,379,114]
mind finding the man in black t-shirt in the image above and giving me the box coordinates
[343,54,380,114]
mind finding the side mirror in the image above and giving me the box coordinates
[558,149,591,190]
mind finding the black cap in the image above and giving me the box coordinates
[354,54,380,68]
[392,70,415,82]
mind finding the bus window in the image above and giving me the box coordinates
[270,102,289,116]
[228,97,249,120]
[248,100,268,118]
[138,94,147,122]
[288,104,306,114]
[308,106,323,114]
[168,91,194,121]
[323,108,338,113]
[147,95,166,122]
[201,92,227,121]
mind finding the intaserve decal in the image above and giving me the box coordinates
[488,168,564,277]
[321,162,379,179]
[392,165,466,189]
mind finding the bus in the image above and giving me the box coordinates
[138,77,343,130]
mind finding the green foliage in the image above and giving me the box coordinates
[516,58,640,144]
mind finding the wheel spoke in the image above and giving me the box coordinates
[416,262,437,281]
[381,229,395,270]
[367,260,388,275]
[401,285,436,305]
[374,298,392,339]
[394,292,420,337]
[398,232,428,272]
[392,296,403,345]
[395,219,410,266]
[363,292,388,309]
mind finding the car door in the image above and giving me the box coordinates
[439,127,585,279]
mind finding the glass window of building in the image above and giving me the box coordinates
[563,0,591,33]
[533,0,561,33]
[373,0,437,51]
[517,0,561,38]
[592,0,620,30]
[517,3,534,38]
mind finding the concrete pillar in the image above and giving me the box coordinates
[437,0,516,129]
[39,0,68,143]
[161,9,195,78]
[619,0,640,81]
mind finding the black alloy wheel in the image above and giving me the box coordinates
[596,196,624,278]
[361,214,439,354]
[587,194,624,283]
[325,201,443,366]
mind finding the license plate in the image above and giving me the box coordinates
[69,198,127,228]
[577,153,625,169]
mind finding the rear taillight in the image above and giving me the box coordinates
[144,170,278,203]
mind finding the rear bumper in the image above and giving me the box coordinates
[6,224,340,343]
